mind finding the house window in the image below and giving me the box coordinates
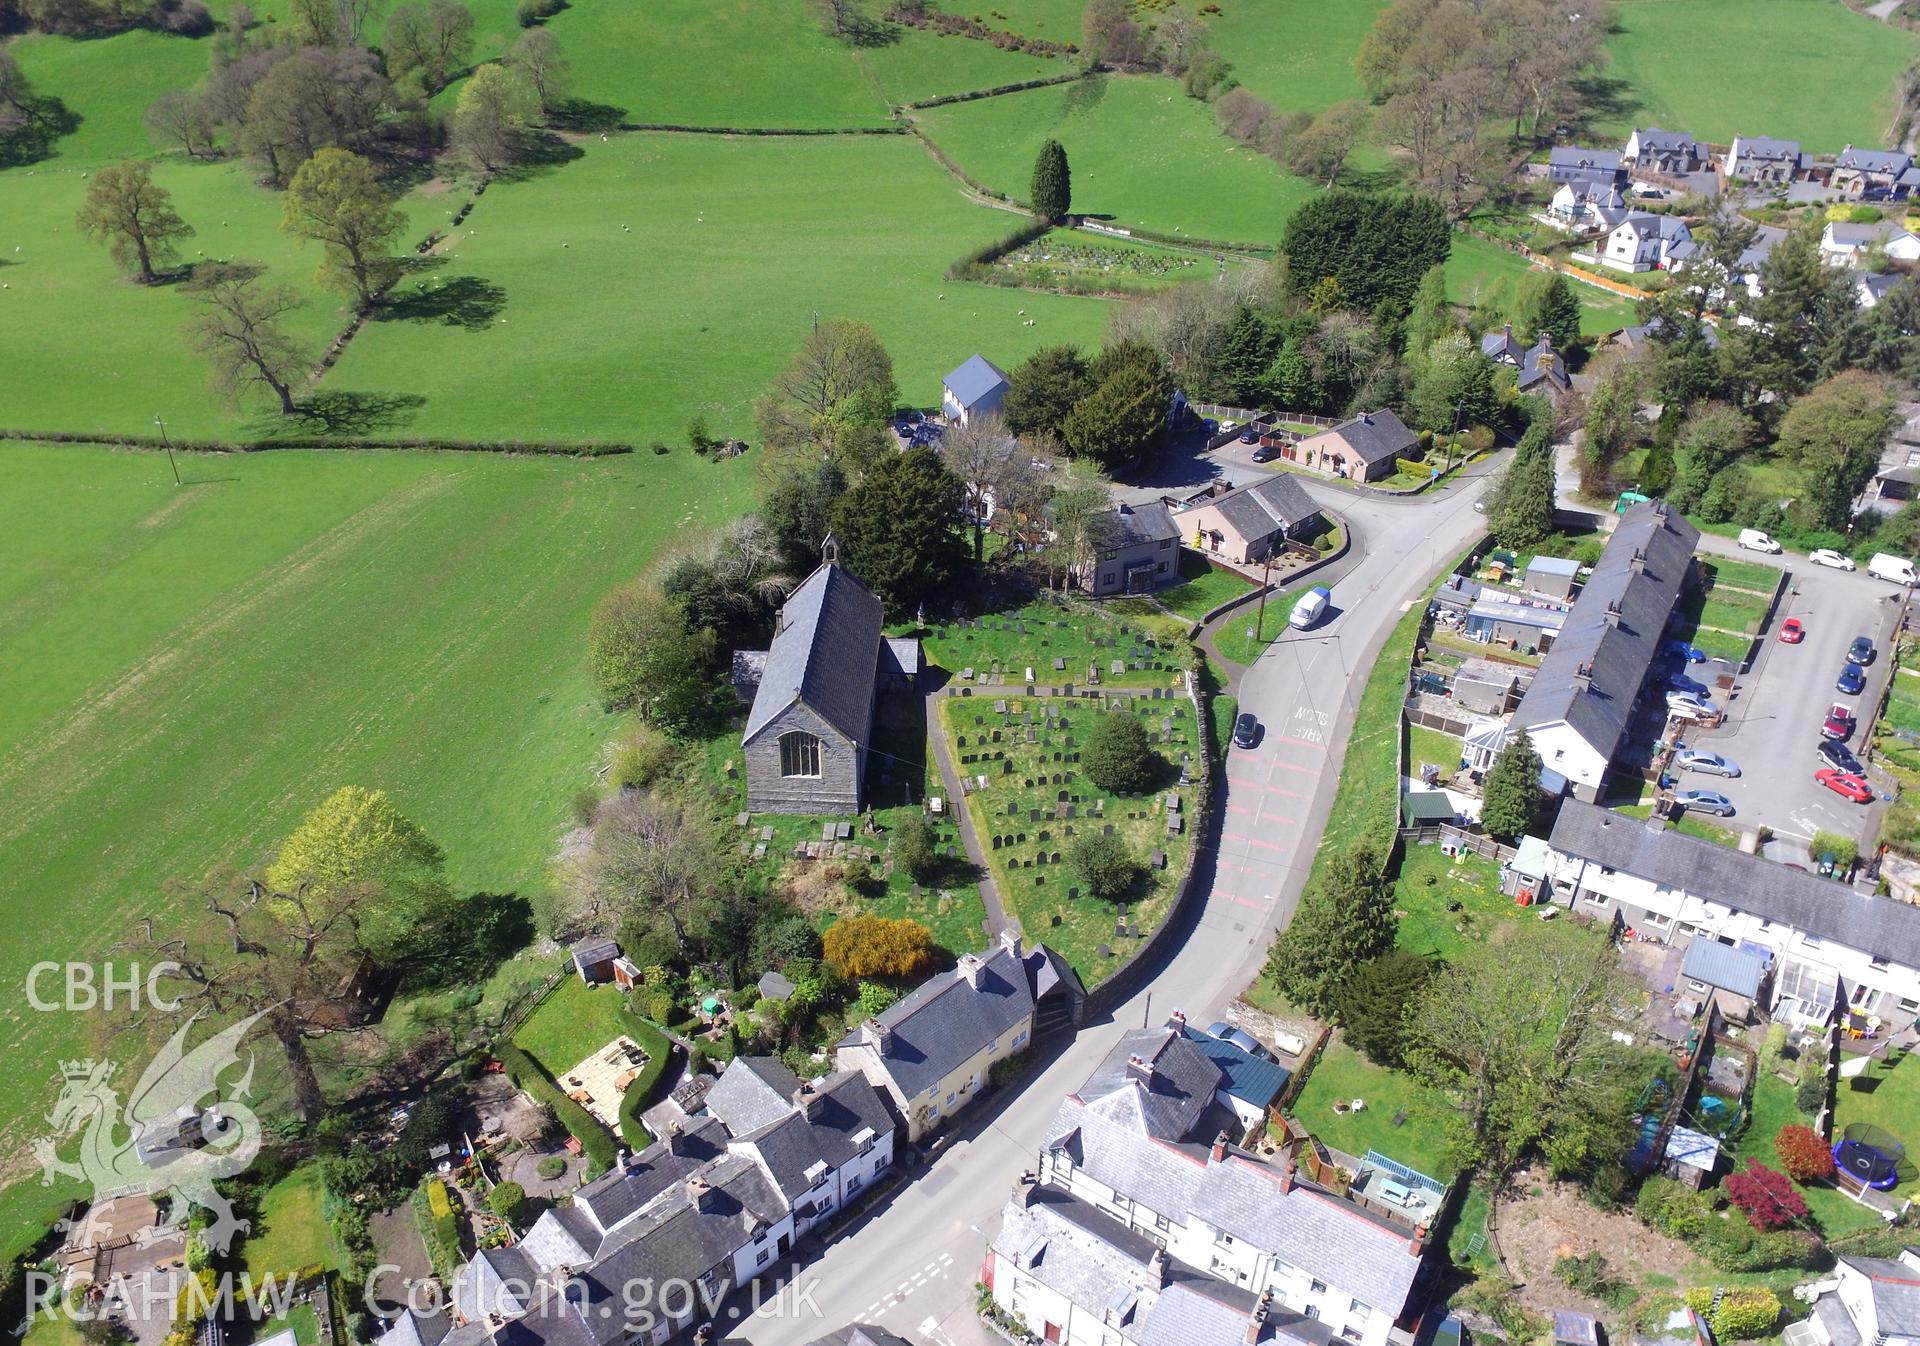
[779,731,822,778]
[1305,1306,1321,1320]
[1350,1300,1367,1315]
[847,1175,862,1196]
[1311,1280,1327,1294]
[1898,996,1919,1012]
[1159,538,1173,550]
[1342,1330,1365,1343]
[1154,1213,1171,1232]
[1013,1030,1027,1049]
[756,1248,771,1267]
[946,1092,957,1107]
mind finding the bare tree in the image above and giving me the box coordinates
[146,89,219,159]
[506,25,570,113]
[577,792,732,957]
[1044,459,1118,590]
[937,413,1020,561]
[185,263,311,415]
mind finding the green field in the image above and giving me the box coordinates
[916,74,1314,244]
[1445,232,1640,337]
[1206,0,1390,114]
[1603,0,1920,152]
[0,440,753,1240]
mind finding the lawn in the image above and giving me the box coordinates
[1289,1038,1458,1181]
[240,1166,335,1279]
[915,73,1315,244]
[328,133,1116,444]
[1154,549,1257,621]
[1444,231,1640,338]
[0,440,753,1249]
[1406,723,1464,777]
[514,977,661,1077]
[1833,1049,1920,1202]
[1206,0,1390,115]
[1733,1071,1886,1238]
[1699,557,1783,595]
[1390,845,1537,961]
[1601,0,1920,152]
[914,598,1183,688]
[256,1303,321,1346]
[1679,585,1769,635]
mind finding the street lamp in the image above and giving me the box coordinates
[154,414,181,487]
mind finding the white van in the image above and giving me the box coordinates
[1290,585,1330,630]
[1738,529,1783,554]
[1869,552,1918,585]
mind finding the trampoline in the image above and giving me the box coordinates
[1833,1123,1905,1190]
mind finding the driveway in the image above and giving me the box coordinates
[715,449,1501,1346]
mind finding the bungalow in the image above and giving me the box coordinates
[1622,128,1704,176]
[1172,473,1325,567]
[1291,409,1418,483]
[1514,801,1920,1036]
[1820,220,1920,269]
[1832,146,1913,195]
[1725,135,1805,183]
[1548,146,1625,184]
[942,354,1010,426]
[1599,212,1692,272]
[1084,499,1180,596]
[1507,501,1699,800]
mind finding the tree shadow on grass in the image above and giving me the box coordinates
[490,129,585,183]
[840,13,901,47]
[254,390,428,438]
[1059,71,1108,117]
[0,96,81,169]
[375,274,507,330]
[547,97,628,133]
[1568,73,1639,133]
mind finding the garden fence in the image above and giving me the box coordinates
[1395,823,1516,864]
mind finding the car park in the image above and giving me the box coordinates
[1818,739,1864,775]
[1673,789,1735,816]
[1838,663,1867,695]
[1849,636,1876,666]
[1667,690,1719,719]
[1778,618,1805,643]
[1809,549,1855,571]
[1232,713,1259,749]
[1823,704,1856,740]
[1815,768,1873,803]
[1675,748,1740,777]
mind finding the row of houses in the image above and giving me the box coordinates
[984,1014,1439,1346]
[1552,130,1920,194]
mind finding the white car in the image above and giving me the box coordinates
[1809,548,1856,571]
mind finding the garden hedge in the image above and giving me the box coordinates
[3,429,633,456]
[495,1042,618,1177]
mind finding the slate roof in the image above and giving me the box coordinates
[1627,128,1699,157]
[1814,1292,1865,1346]
[1078,1027,1225,1142]
[838,944,1034,1099]
[879,635,922,679]
[376,1311,454,1346]
[993,1188,1163,1326]
[944,354,1010,410]
[706,1056,804,1136]
[451,1247,538,1323]
[570,938,619,969]
[1511,502,1699,769]
[567,1115,729,1241]
[1827,222,1895,248]
[1103,500,1180,552]
[1176,1023,1292,1109]
[743,562,883,744]
[517,1203,604,1272]
[1549,800,1920,967]
[1860,272,1903,305]
[1482,324,1524,365]
[1839,1254,1920,1335]
[1324,409,1418,467]
[1731,136,1802,169]
[1181,470,1322,545]
[1520,337,1572,393]
[731,1071,893,1202]
[1550,146,1623,179]
[1527,555,1581,579]
[1137,1281,1338,1346]
[1681,939,1769,998]
[1838,147,1913,175]
[757,969,797,1002]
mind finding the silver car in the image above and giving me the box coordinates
[1674,748,1740,777]
[1666,690,1719,719]
[1673,789,1735,816]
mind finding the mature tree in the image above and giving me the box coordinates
[1044,458,1117,590]
[1404,921,1639,1186]
[1003,344,1092,441]
[1489,419,1556,550]
[1725,1160,1809,1230]
[823,914,934,980]
[282,148,405,308]
[1263,842,1394,1016]
[661,516,790,650]
[1063,344,1172,467]
[383,0,475,96]
[580,791,732,957]
[239,46,390,185]
[450,62,537,172]
[830,445,967,610]
[1730,219,1862,405]
[1281,189,1449,315]
[1081,0,1144,67]
[755,319,899,473]
[0,49,33,142]
[185,263,311,415]
[761,456,849,577]
[1402,263,1455,358]
[203,45,290,131]
[145,89,218,159]
[506,25,569,112]
[1774,1125,1836,1183]
[939,413,1020,561]
[893,813,937,883]
[1581,360,1643,495]
[1666,401,1752,514]
[286,0,346,45]
[1284,100,1368,187]
[1030,137,1071,221]
[1214,305,1279,405]
[1519,272,1583,360]
[1776,370,1896,530]
[1084,711,1159,795]
[75,161,193,283]
[1104,282,1235,393]
[1481,727,1543,839]
[1332,950,1434,1068]
[585,577,720,733]
[1409,331,1497,434]
[1070,831,1140,901]
[487,1180,527,1225]
[266,786,451,963]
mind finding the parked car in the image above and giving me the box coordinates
[1663,640,1706,663]
[1778,617,1806,643]
[1849,636,1876,666]
[1869,552,1918,585]
[1232,713,1259,749]
[1838,663,1867,695]
[1738,528,1783,553]
[1673,789,1735,816]
[1818,739,1865,775]
[1203,1021,1273,1059]
[1675,748,1740,777]
[1239,428,1259,444]
[1667,690,1719,719]
[1809,548,1856,571]
[1815,768,1873,803]
[1823,704,1857,740]
[1290,585,1330,630]
[1662,670,1708,695]
[1252,444,1279,462]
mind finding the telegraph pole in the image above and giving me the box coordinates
[154,414,181,487]
[1252,550,1279,642]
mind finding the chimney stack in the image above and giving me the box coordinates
[1605,599,1622,627]
[1631,546,1647,575]
[1573,660,1594,691]
[1245,1291,1273,1345]
[617,1146,634,1172]
[1148,1248,1171,1287]
[1126,1053,1155,1087]
[1013,1174,1038,1209]
[863,1016,893,1053]
[958,953,986,989]
[1279,1158,1296,1194]
[687,1174,718,1212]
[666,1122,689,1156]
[1169,1008,1187,1029]
[1210,1129,1231,1163]
[794,1082,828,1123]
[999,926,1024,961]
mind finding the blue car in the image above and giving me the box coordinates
[1663,641,1706,663]
[1663,671,1707,696]
[1838,664,1867,695]
[1239,428,1259,444]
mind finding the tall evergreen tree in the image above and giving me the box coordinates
[1215,305,1278,405]
[1030,138,1071,222]
[830,445,968,609]
[1481,728,1543,839]
[1521,273,1583,361]
[1402,264,1454,362]
[1002,344,1092,440]
[1281,189,1449,315]
[1262,841,1394,1016]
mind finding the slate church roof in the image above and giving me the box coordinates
[744,557,884,744]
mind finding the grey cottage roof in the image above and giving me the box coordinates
[1482,324,1524,365]
[1511,502,1699,769]
[1549,800,1920,968]
[743,561,884,744]
[729,1069,894,1202]
[1077,1026,1225,1142]
[807,1328,915,1346]
[1681,938,1769,999]
[1838,1254,1920,1335]
[1192,472,1322,544]
[944,354,1010,412]
[1327,409,1418,467]
[1838,146,1914,176]
[1628,127,1699,157]
[839,943,1034,1099]
[1549,146,1624,181]
[1103,499,1180,553]
[705,1055,804,1136]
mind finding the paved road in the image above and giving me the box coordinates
[718,457,1501,1346]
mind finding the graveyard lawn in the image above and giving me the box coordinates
[912,599,1187,691]
[937,683,1197,984]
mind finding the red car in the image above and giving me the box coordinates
[1779,618,1806,644]
[1816,767,1873,803]
[1823,704,1857,740]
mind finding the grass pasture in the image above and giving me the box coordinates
[1602,0,1920,152]
[1444,231,1639,337]
[1205,0,1391,114]
[0,440,754,1238]
[857,28,1067,106]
